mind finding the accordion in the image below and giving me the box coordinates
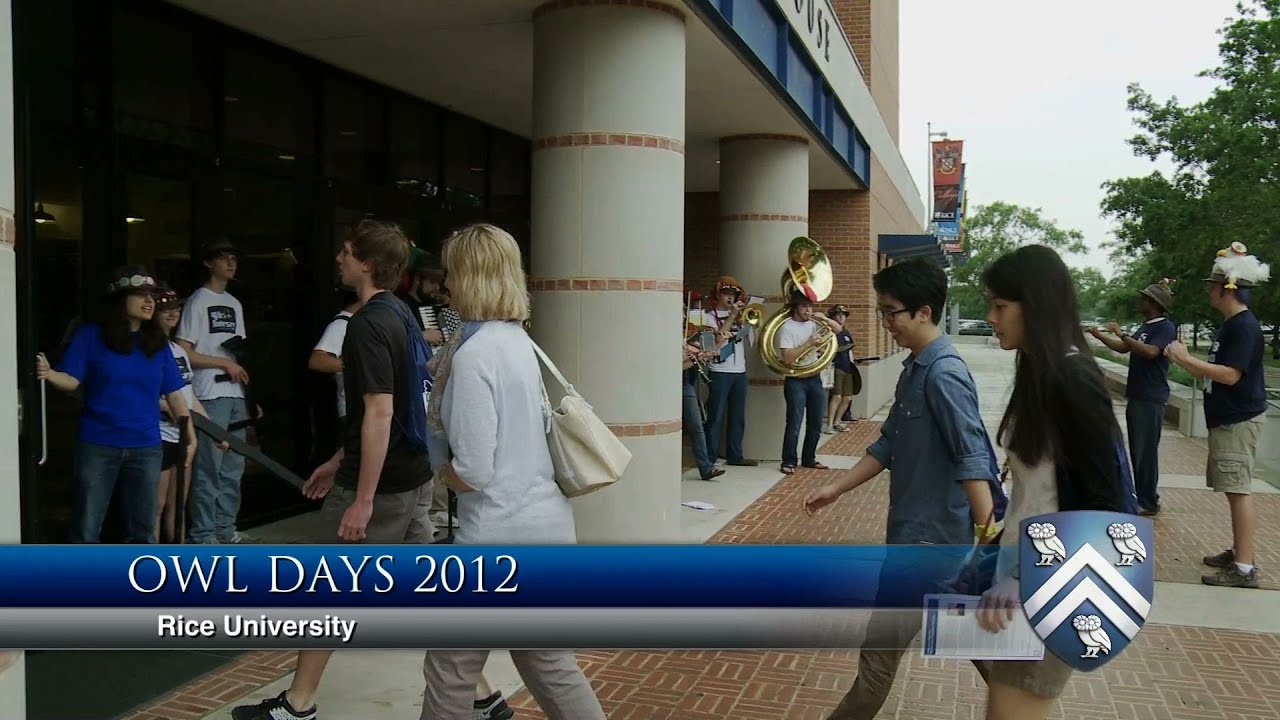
[417,304,460,346]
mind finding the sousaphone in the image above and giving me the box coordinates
[742,236,839,378]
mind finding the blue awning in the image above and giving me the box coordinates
[878,234,945,265]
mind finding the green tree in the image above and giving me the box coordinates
[1072,266,1110,320]
[948,201,1087,317]
[1101,0,1279,339]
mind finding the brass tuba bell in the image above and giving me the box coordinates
[757,237,839,378]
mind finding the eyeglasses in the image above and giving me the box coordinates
[877,307,914,321]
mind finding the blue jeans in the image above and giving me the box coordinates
[71,441,163,543]
[783,375,826,468]
[1126,398,1165,510]
[190,397,248,542]
[704,372,747,463]
[683,380,714,477]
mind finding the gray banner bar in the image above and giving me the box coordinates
[0,608,923,649]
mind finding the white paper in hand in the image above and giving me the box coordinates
[921,594,1045,661]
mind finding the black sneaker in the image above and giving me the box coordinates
[1202,565,1259,589]
[727,459,759,467]
[231,691,316,720]
[1138,505,1160,517]
[1203,548,1236,568]
[473,691,515,720]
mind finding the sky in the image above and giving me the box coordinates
[898,0,1243,275]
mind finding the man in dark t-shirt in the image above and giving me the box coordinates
[233,220,432,720]
[825,305,857,433]
[1090,281,1176,515]
[1166,244,1270,590]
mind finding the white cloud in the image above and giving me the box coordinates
[899,0,1239,276]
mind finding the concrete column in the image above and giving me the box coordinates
[718,135,809,462]
[0,0,25,712]
[529,0,686,542]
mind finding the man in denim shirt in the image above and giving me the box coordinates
[804,259,1006,720]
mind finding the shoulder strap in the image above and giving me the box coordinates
[529,337,581,399]
[330,313,350,324]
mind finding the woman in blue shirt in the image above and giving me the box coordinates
[35,265,192,543]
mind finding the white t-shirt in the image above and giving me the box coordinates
[176,286,247,400]
[708,309,754,374]
[313,311,353,417]
[778,318,821,366]
[160,341,197,444]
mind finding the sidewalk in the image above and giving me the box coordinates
[129,344,1280,720]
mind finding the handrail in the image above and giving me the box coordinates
[38,379,47,466]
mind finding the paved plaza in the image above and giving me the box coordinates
[123,343,1280,720]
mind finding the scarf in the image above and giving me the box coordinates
[427,320,511,433]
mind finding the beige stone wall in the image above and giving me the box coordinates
[871,0,900,144]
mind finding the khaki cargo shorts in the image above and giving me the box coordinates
[318,481,435,544]
[1206,415,1265,494]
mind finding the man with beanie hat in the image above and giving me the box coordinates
[1090,279,1177,516]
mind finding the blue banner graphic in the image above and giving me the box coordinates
[0,545,999,608]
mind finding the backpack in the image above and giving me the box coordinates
[1055,353,1140,515]
[366,292,434,454]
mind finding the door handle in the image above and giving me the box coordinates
[38,378,48,466]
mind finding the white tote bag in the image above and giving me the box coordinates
[530,339,633,497]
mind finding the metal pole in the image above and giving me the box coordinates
[926,121,932,229]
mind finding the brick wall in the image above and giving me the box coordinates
[809,189,883,359]
[684,192,721,296]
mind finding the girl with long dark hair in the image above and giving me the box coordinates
[36,266,194,543]
[974,245,1130,719]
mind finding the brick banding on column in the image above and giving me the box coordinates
[533,133,684,156]
[534,0,685,21]
[0,212,14,248]
[720,213,808,223]
[720,134,809,146]
[529,278,683,292]
[606,419,682,436]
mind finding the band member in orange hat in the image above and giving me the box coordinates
[704,276,758,466]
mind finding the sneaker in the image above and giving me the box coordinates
[1138,506,1160,517]
[833,424,848,432]
[231,691,316,720]
[1203,548,1236,568]
[430,511,459,530]
[821,426,834,435]
[1201,565,1259,589]
[700,468,726,481]
[473,691,515,720]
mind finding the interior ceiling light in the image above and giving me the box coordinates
[33,203,55,224]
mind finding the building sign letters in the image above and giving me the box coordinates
[794,0,832,62]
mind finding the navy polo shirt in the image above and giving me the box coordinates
[1126,317,1177,403]
[56,323,185,448]
[1204,309,1267,428]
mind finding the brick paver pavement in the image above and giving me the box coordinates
[514,421,1280,719]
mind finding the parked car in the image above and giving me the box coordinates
[959,320,994,336]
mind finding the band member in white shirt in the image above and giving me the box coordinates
[777,291,841,474]
[704,276,759,466]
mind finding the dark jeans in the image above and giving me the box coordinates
[783,375,826,467]
[71,441,163,543]
[704,372,747,463]
[683,380,714,476]
[1126,398,1165,510]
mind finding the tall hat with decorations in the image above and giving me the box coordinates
[711,275,745,305]
[1205,242,1271,289]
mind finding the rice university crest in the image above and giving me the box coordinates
[1020,511,1154,670]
